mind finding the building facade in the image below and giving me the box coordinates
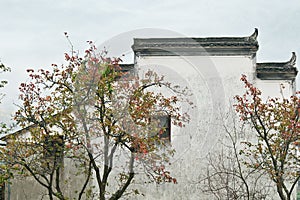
[2,29,298,200]
[129,29,298,199]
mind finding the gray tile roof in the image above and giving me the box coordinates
[132,29,259,56]
[256,52,298,80]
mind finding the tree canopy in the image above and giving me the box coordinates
[235,75,300,200]
[0,40,191,200]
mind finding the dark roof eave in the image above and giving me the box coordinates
[132,29,259,56]
[256,52,298,80]
[256,68,298,72]
[257,52,297,68]
[133,46,258,56]
[0,124,37,141]
[256,69,298,80]
[257,73,297,80]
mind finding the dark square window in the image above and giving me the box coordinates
[43,135,64,159]
[150,115,171,142]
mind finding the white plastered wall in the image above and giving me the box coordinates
[131,55,262,200]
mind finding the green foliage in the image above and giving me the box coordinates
[0,62,10,187]
[0,62,10,104]
[0,62,10,88]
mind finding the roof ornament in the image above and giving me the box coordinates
[248,28,258,41]
[284,52,296,67]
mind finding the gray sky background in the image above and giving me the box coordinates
[0,0,299,123]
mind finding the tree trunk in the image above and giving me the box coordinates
[276,184,287,200]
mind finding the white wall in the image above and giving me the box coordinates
[255,79,295,100]
[132,54,271,199]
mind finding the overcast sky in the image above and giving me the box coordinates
[0,0,299,123]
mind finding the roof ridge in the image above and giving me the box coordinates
[257,52,296,68]
[133,29,258,41]
[132,29,259,56]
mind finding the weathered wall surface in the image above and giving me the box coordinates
[6,159,90,200]
[129,54,295,200]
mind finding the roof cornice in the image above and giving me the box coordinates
[256,52,298,80]
[132,29,259,56]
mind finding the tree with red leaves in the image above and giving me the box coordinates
[235,75,300,200]
[0,40,191,200]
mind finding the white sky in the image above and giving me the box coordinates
[0,0,299,123]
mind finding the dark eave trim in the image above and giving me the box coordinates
[119,64,134,72]
[256,52,298,80]
[132,29,259,56]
